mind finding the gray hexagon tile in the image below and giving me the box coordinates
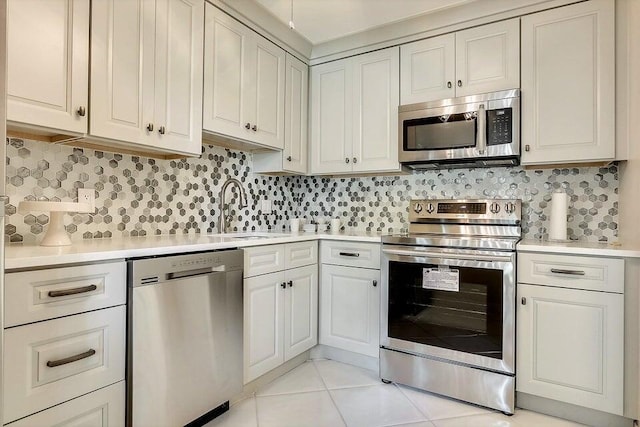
[4,137,618,244]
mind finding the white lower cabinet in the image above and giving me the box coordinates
[244,243,318,384]
[319,264,380,358]
[517,283,624,415]
[7,381,125,427]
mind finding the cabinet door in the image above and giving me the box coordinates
[153,0,203,156]
[247,35,286,149]
[455,18,520,97]
[400,34,455,104]
[203,4,253,142]
[521,0,614,164]
[517,284,623,415]
[283,54,308,174]
[284,265,318,361]
[319,265,379,357]
[244,271,285,383]
[7,0,89,134]
[352,47,400,173]
[310,59,353,174]
[90,0,155,144]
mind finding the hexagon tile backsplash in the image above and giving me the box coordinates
[5,138,618,244]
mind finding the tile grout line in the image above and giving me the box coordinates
[393,382,435,422]
[311,359,350,427]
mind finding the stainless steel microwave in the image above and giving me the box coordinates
[398,89,520,169]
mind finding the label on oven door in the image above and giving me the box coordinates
[422,267,459,292]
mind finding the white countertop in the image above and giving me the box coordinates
[4,231,383,270]
[517,239,640,258]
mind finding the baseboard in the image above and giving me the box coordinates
[517,392,636,427]
[310,344,379,372]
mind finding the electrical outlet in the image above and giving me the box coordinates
[261,199,272,213]
[78,188,95,213]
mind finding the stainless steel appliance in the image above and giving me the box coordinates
[398,89,520,169]
[127,249,243,426]
[381,199,521,414]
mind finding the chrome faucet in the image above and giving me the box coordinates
[218,178,248,233]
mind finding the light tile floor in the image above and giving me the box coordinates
[207,359,584,427]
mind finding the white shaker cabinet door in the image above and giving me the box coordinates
[153,0,203,155]
[284,265,318,361]
[352,47,400,173]
[283,54,308,174]
[400,34,455,104]
[319,265,379,357]
[516,283,623,415]
[521,0,614,164]
[310,59,353,174]
[244,271,285,384]
[90,0,155,144]
[7,0,89,134]
[455,18,520,97]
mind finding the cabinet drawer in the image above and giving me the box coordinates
[285,241,318,269]
[244,244,286,277]
[321,241,381,269]
[5,261,126,327]
[517,252,624,293]
[7,381,125,427]
[4,306,126,424]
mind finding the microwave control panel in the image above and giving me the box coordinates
[487,108,512,146]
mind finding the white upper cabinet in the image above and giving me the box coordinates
[91,0,203,156]
[400,18,519,105]
[203,4,285,150]
[521,0,614,165]
[400,34,455,104]
[7,0,89,134]
[310,46,400,175]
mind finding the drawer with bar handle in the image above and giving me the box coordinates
[3,305,125,424]
[517,252,624,293]
[5,261,126,327]
[320,241,381,269]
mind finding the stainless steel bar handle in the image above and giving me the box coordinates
[166,265,226,280]
[48,284,97,298]
[339,252,360,257]
[46,349,96,368]
[382,247,511,263]
[476,104,486,155]
[550,268,586,276]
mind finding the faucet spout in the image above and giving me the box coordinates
[218,178,248,233]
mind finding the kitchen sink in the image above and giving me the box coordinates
[216,232,288,240]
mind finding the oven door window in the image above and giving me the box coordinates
[403,113,476,151]
[388,260,503,360]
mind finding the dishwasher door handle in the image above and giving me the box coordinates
[166,265,226,280]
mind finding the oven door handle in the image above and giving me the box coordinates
[382,247,512,263]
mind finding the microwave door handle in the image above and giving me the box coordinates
[476,103,486,155]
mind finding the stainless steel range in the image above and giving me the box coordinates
[380,199,521,414]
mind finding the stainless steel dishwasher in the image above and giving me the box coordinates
[127,249,243,426]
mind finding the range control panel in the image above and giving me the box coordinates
[409,199,521,224]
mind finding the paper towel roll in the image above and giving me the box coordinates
[549,189,568,241]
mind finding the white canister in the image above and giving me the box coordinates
[549,189,568,241]
[290,218,301,233]
[330,218,342,234]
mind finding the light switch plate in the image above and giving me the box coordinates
[261,199,272,213]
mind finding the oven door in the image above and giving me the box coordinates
[381,245,515,374]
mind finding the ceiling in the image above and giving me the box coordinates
[252,0,475,44]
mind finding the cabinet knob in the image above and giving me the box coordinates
[146,123,154,132]
[288,280,293,287]
[447,81,452,89]
[373,280,377,287]
[525,144,530,152]
[353,157,357,164]
[252,125,258,132]
[521,297,526,305]
[286,156,292,161]
[158,126,166,135]
[345,158,350,164]
[281,282,286,289]
[76,106,86,117]
[457,80,462,87]
[245,122,251,130]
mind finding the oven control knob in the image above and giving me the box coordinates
[489,202,501,214]
[413,203,423,214]
[426,203,435,214]
[505,202,516,214]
